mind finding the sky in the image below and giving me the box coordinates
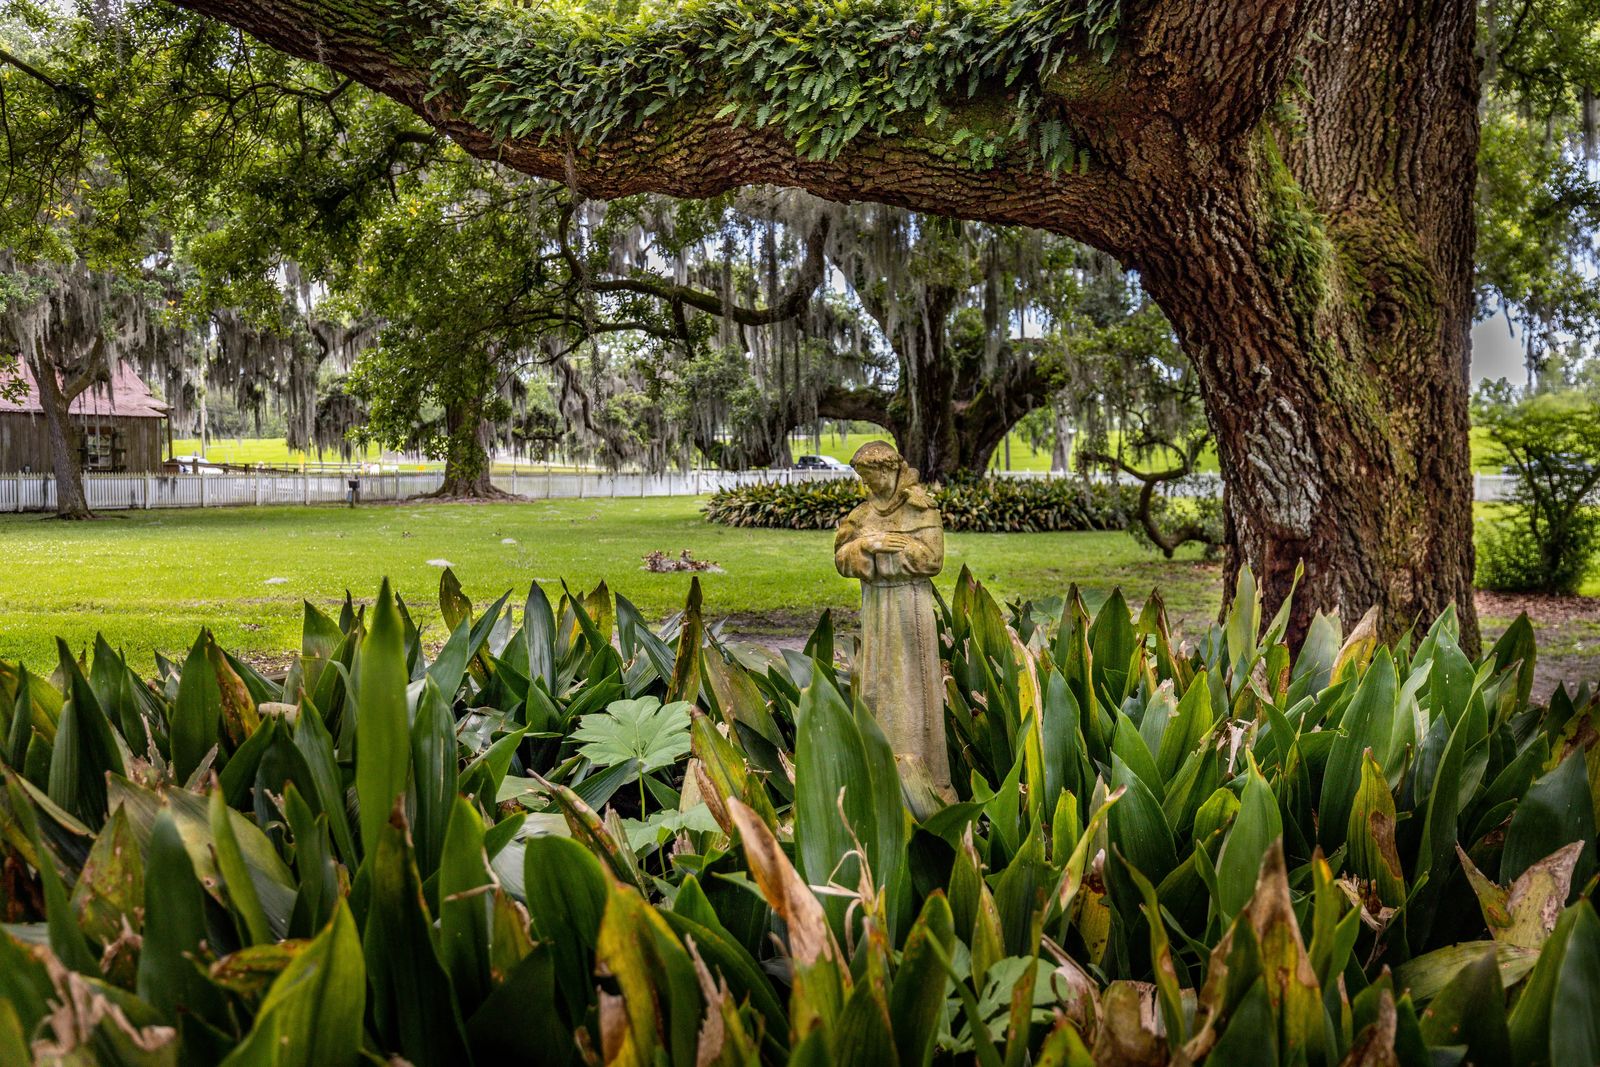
[1471,312,1527,386]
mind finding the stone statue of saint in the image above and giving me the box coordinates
[834,441,952,795]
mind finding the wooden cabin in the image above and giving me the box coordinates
[0,362,169,473]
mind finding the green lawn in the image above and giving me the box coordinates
[0,497,1217,673]
[3,496,1588,692]
[170,437,394,467]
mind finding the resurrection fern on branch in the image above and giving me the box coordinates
[411,0,1121,171]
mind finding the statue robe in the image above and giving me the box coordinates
[834,485,951,791]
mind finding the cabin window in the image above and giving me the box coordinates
[81,428,122,471]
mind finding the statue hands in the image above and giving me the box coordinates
[865,532,912,555]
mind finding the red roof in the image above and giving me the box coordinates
[0,361,169,419]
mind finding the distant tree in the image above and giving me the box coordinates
[0,256,189,516]
[1477,395,1600,594]
[1057,267,1224,558]
[1475,0,1600,381]
[0,4,374,511]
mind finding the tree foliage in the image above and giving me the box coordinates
[1477,394,1600,594]
[1475,0,1600,370]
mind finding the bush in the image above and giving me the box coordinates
[704,474,1140,532]
[0,567,1595,1065]
[1477,509,1600,593]
[1476,397,1600,593]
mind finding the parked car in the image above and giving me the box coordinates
[795,454,852,472]
[166,455,227,475]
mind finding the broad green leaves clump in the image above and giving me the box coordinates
[704,474,1138,531]
[0,564,1596,1064]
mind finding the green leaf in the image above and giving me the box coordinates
[523,833,608,1023]
[1107,755,1177,889]
[523,581,557,693]
[1347,751,1406,907]
[70,804,143,948]
[1214,753,1282,924]
[171,630,221,784]
[362,803,469,1065]
[137,810,226,1024]
[284,783,337,938]
[409,676,458,879]
[4,771,95,973]
[667,575,704,703]
[1223,565,1262,683]
[1318,648,1397,851]
[47,638,125,829]
[438,797,493,1016]
[794,670,907,941]
[1548,901,1600,1067]
[572,695,692,776]
[596,880,705,1067]
[221,901,366,1067]
[425,616,474,700]
[211,781,274,945]
[1502,751,1595,890]
[291,705,357,870]
[1417,945,1511,1065]
[355,578,411,859]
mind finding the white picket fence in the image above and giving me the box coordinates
[0,467,1518,514]
[0,467,851,513]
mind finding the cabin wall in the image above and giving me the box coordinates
[0,413,166,474]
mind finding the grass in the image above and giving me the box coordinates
[2,497,1588,694]
[0,497,1218,673]
[170,437,394,468]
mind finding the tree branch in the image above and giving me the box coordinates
[556,200,830,327]
[156,0,1248,256]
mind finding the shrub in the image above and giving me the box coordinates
[0,568,1595,1065]
[704,474,1140,532]
[1476,397,1600,593]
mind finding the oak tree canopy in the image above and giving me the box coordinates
[153,0,1484,648]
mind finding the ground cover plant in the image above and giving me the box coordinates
[0,565,1595,1065]
[705,477,1142,533]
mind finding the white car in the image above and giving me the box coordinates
[169,455,227,475]
[796,454,852,472]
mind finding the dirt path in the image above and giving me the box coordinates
[1476,591,1600,701]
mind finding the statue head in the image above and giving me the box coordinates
[850,441,916,502]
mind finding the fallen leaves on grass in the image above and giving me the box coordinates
[642,549,723,573]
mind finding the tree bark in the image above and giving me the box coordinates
[1121,1,1480,649]
[27,357,92,520]
[169,0,1483,647]
[432,397,503,498]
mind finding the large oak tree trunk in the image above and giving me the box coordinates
[28,357,92,520]
[1128,2,1480,649]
